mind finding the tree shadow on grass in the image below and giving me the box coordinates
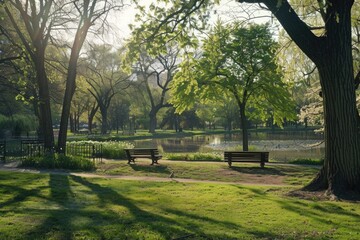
[69,175,249,239]
[229,166,286,176]
[129,163,171,175]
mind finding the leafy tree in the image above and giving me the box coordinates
[3,0,60,149]
[81,44,130,134]
[127,45,179,133]
[130,0,360,198]
[171,22,295,150]
[57,0,124,152]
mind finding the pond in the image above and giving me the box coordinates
[131,131,325,162]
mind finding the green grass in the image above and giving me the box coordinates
[0,170,359,239]
[165,152,223,161]
[96,160,319,186]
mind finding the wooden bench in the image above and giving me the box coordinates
[125,148,162,165]
[0,141,5,162]
[224,151,269,168]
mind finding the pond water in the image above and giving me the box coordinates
[131,131,325,162]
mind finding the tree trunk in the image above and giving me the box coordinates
[69,114,75,133]
[304,2,360,196]
[305,55,360,197]
[57,20,91,153]
[88,103,99,134]
[34,48,54,150]
[149,110,157,134]
[240,106,249,151]
[100,106,108,134]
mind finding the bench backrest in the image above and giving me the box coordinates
[126,148,160,156]
[224,151,269,162]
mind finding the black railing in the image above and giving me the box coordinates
[0,140,6,162]
[21,139,45,159]
[66,143,103,162]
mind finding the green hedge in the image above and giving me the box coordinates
[21,153,95,171]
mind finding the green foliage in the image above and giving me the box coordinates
[289,158,324,165]
[67,140,134,159]
[171,22,296,127]
[165,152,222,161]
[123,1,217,71]
[102,141,134,159]
[21,153,95,171]
[0,114,37,137]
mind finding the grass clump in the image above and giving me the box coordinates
[289,158,324,165]
[165,153,222,161]
[21,153,95,171]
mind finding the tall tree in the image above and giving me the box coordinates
[57,0,124,153]
[171,22,295,150]
[131,45,179,133]
[3,0,60,149]
[81,44,129,134]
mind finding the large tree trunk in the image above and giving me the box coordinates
[57,20,91,153]
[34,47,54,151]
[304,1,360,196]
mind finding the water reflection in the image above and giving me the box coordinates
[131,131,325,161]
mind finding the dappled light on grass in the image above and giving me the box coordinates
[0,171,359,239]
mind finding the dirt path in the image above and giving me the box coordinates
[0,161,292,187]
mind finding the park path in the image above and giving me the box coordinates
[0,160,292,187]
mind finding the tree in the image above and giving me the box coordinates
[129,46,180,133]
[3,0,58,150]
[81,44,129,134]
[171,22,295,150]
[131,0,360,198]
[57,0,124,153]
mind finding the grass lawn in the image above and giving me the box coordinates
[0,164,359,239]
[96,160,319,186]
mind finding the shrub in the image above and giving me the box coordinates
[289,158,324,165]
[21,153,95,171]
[0,114,37,137]
[67,140,134,159]
[102,141,134,159]
[165,153,222,161]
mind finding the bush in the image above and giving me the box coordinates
[21,153,95,171]
[166,153,222,161]
[67,140,134,159]
[0,114,37,137]
[289,158,324,165]
[102,141,134,159]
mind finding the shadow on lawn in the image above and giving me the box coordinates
[69,175,243,239]
[229,166,286,176]
[129,163,171,175]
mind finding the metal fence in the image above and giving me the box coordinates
[21,139,45,159]
[0,141,5,162]
[66,143,103,162]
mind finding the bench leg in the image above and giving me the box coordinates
[260,162,265,168]
[128,158,135,164]
[228,161,232,167]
